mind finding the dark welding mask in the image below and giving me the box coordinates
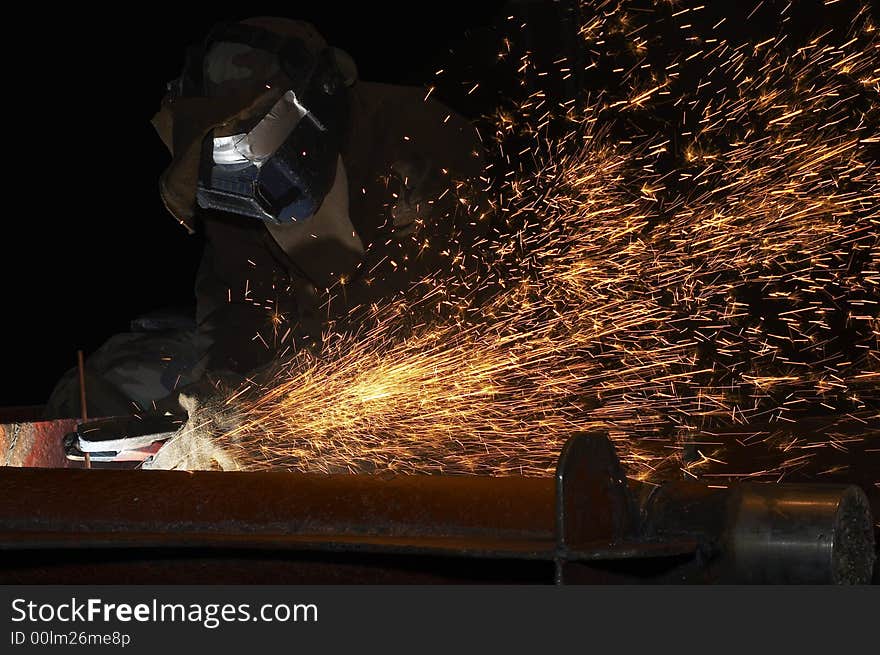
[164,21,351,225]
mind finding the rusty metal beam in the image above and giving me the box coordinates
[0,432,873,584]
[0,419,76,468]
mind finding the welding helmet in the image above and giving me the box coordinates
[153,19,356,230]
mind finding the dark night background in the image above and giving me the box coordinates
[0,0,866,407]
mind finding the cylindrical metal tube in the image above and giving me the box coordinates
[729,484,875,585]
[643,482,875,584]
[0,467,874,583]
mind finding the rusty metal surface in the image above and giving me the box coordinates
[0,432,873,584]
[0,463,563,583]
[0,419,77,468]
[0,467,556,540]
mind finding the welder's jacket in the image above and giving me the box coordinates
[183,82,484,375]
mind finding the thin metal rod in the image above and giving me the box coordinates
[76,350,90,469]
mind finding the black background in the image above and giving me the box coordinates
[1,2,507,406]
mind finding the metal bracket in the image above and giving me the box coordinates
[554,432,669,583]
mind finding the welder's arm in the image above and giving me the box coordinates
[330,89,488,322]
[381,98,488,288]
[386,91,487,250]
[150,217,289,416]
[194,213,296,376]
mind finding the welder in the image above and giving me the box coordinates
[44,16,484,418]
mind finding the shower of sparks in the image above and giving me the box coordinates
[186,1,878,482]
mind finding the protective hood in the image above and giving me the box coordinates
[151,18,354,232]
[153,87,285,232]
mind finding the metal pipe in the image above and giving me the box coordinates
[0,462,874,583]
[642,482,876,584]
[729,484,875,585]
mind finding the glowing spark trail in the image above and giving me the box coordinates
[153,1,879,484]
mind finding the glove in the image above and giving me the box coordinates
[144,366,256,471]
